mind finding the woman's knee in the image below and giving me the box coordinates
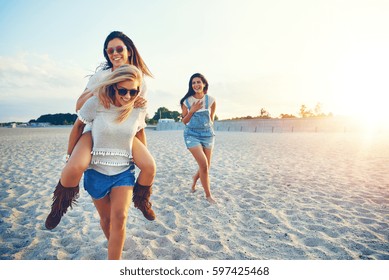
[73,159,90,172]
[137,156,156,178]
[62,160,87,178]
[144,158,156,177]
[111,210,128,229]
[100,216,111,230]
[198,162,209,174]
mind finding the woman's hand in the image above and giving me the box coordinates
[189,100,203,114]
[134,97,147,108]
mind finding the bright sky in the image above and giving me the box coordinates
[1,0,389,123]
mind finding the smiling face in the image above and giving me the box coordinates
[191,77,205,94]
[113,80,140,107]
[106,38,130,70]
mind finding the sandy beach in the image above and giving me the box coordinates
[0,127,388,260]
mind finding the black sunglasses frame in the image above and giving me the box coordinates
[116,86,140,97]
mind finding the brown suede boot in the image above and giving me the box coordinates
[45,180,79,230]
[132,182,156,221]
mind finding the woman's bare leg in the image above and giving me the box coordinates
[191,171,200,192]
[92,195,111,240]
[45,132,92,230]
[191,148,212,192]
[202,147,215,203]
[96,186,133,260]
[61,132,92,187]
[188,145,216,203]
[132,137,156,186]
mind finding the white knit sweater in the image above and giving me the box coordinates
[78,96,146,175]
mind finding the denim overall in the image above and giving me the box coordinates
[184,95,215,149]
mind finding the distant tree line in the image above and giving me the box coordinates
[1,102,333,127]
[29,113,77,125]
[229,102,333,120]
[297,103,333,118]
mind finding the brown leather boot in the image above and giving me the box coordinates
[132,182,156,221]
[45,180,79,230]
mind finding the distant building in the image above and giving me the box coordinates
[29,122,50,127]
[158,118,175,123]
[156,118,183,131]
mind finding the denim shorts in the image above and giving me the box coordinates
[184,129,215,149]
[83,166,135,200]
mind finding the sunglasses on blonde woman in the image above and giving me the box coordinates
[105,45,126,55]
[116,86,140,97]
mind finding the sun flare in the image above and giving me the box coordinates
[331,43,389,133]
[336,96,389,134]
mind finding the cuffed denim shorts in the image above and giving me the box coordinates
[184,129,215,149]
[83,166,135,200]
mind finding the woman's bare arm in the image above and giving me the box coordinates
[210,101,216,122]
[67,119,86,155]
[76,89,93,111]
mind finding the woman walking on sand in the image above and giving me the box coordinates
[45,31,156,230]
[180,73,216,204]
[75,64,146,259]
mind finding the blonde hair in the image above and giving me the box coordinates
[92,65,142,123]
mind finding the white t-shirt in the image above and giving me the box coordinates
[183,94,215,112]
[78,96,146,176]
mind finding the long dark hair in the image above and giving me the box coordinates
[102,31,153,77]
[180,73,209,106]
